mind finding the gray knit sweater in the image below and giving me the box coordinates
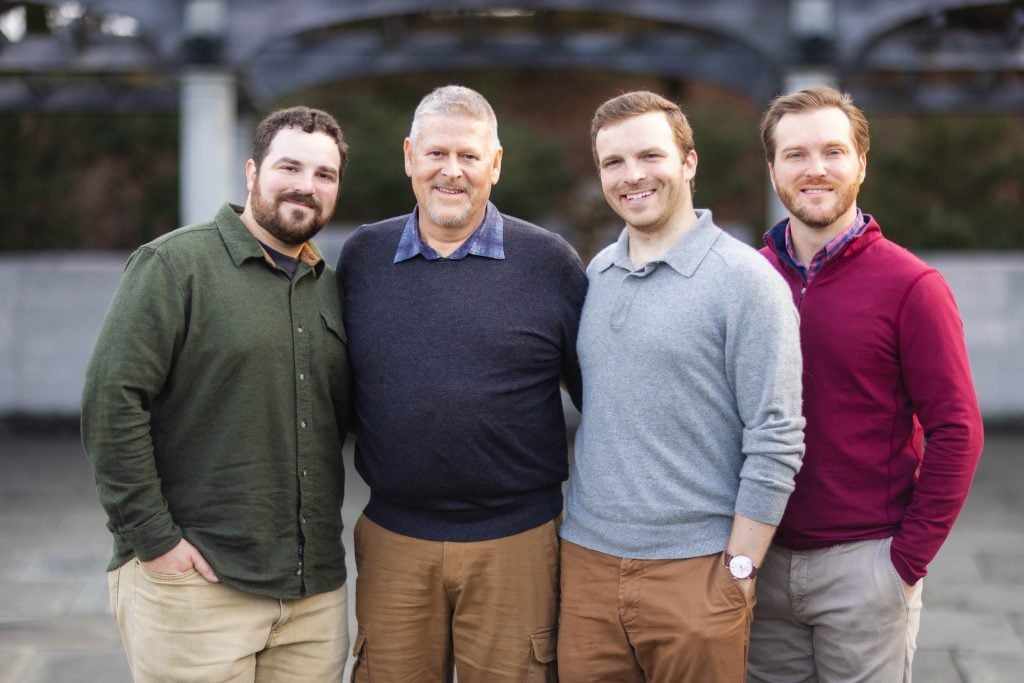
[561,210,805,560]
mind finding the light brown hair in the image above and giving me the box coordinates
[591,90,696,193]
[759,87,870,163]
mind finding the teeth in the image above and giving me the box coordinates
[626,190,653,201]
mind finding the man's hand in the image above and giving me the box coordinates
[141,538,219,583]
[901,578,916,603]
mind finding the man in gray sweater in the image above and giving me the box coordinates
[558,91,806,682]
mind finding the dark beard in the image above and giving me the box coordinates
[250,184,332,245]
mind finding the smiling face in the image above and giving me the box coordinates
[244,127,341,251]
[404,113,502,238]
[769,106,867,236]
[594,111,697,235]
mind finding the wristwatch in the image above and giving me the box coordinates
[725,553,758,580]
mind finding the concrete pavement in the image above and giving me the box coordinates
[1,427,1021,682]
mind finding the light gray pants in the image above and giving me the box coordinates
[747,537,923,683]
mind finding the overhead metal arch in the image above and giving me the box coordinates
[2,0,1023,112]
[242,28,778,106]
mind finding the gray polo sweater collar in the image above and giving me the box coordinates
[593,209,719,277]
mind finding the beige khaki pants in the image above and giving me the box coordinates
[557,540,754,683]
[107,558,348,682]
[350,515,559,683]
[748,537,923,683]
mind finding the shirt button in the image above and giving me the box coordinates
[297,325,303,333]
[302,469,308,477]
[300,420,307,429]
[301,517,307,524]
[296,568,303,576]
[299,373,305,381]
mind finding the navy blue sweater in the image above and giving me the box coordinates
[337,211,587,541]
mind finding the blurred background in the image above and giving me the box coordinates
[1,0,1024,425]
[1,0,1023,426]
[1,3,1023,681]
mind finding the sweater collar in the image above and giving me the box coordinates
[763,212,883,272]
[594,209,721,277]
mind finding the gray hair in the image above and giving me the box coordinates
[408,85,500,150]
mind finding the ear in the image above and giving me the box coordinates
[682,149,698,181]
[245,159,257,192]
[858,152,867,184]
[767,163,778,192]
[490,146,503,186]
[403,138,414,178]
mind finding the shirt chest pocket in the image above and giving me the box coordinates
[319,310,348,377]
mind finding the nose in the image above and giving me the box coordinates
[442,154,463,178]
[805,155,828,177]
[292,171,316,194]
[623,159,646,183]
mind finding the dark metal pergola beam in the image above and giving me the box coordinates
[1,0,1023,112]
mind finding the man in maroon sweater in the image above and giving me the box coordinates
[748,87,984,682]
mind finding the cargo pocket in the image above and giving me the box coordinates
[527,625,557,682]
[350,629,368,683]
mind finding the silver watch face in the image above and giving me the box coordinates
[728,554,754,579]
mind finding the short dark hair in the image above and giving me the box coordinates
[759,87,870,163]
[591,91,696,194]
[252,106,349,182]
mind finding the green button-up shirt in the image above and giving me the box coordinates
[82,203,350,599]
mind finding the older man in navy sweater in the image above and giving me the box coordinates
[337,85,586,682]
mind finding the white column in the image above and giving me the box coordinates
[234,112,255,204]
[180,69,237,225]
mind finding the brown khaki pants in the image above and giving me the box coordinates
[107,558,348,682]
[557,540,753,682]
[351,515,559,683]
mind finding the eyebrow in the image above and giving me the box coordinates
[781,139,852,152]
[272,156,338,176]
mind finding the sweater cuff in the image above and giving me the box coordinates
[890,542,924,585]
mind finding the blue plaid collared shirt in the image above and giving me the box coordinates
[393,203,506,263]
[785,209,867,282]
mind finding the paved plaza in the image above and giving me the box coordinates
[0,426,1022,682]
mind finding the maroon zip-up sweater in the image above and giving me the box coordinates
[761,214,984,584]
